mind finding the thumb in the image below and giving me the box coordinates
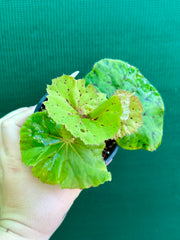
[1,106,36,157]
[12,106,36,128]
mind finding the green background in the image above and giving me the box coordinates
[0,1,179,239]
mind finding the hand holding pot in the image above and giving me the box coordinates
[0,106,81,240]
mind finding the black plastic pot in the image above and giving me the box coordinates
[34,94,119,166]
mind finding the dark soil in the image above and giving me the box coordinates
[39,102,46,111]
[102,139,117,160]
[38,99,116,161]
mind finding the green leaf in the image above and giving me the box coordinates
[20,111,111,189]
[113,89,143,139]
[44,74,122,145]
[85,58,165,151]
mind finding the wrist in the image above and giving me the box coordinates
[0,219,49,240]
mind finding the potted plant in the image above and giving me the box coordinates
[20,58,164,189]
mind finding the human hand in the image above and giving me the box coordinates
[0,106,81,240]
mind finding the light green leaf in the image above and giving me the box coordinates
[44,74,122,145]
[85,58,165,151]
[20,111,111,189]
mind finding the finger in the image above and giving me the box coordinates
[0,106,36,148]
[70,71,79,78]
[0,106,36,122]
[11,106,36,128]
[0,107,28,122]
[1,107,35,157]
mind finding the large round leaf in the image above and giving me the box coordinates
[85,59,165,151]
[20,111,111,189]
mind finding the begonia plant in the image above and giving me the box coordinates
[20,59,164,189]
